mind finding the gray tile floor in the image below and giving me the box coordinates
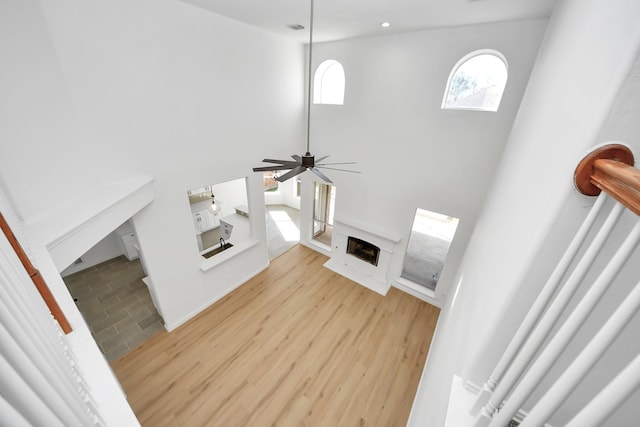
[265,204,333,254]
[62,206,299,361]
[63,256,165,362]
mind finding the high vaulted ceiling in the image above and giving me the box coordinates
[181,0,558,43]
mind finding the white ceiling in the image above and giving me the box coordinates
[180,0,558,43]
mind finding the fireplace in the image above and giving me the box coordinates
[346,236,380,266]
[324,218,401,296]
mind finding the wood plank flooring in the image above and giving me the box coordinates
[111,245,440,426]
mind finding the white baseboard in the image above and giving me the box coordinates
[393,277,443,307]
[299,239,332,257]
[164,262,269,332]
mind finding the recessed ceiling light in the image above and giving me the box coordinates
[380,22,391,28]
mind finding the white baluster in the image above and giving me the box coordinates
[0,394,31,427]
[0,324,87,426]
[565,353,640,427]
[474,201,625,426]
[470,193,607,415]
[0,267,92,423]
[521,278,640,426]
[0,232,97,426]
[489,218,640,427]
[0,351,67,427]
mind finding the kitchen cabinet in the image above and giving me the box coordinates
[193,208,219,234]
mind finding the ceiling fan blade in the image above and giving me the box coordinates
[261,158,301,167]
[315,162,357,166]
[316,155,329,163]
[291,154,302,162]
[276,166,306,182]
[309,167,333,183]
[253,165,295,172]
[316,166,361,174]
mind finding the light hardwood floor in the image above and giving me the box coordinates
[111,245,440,426]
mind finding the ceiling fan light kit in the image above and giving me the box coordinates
[252,0,358,184]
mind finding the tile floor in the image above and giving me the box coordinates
[63,256,164,362]
[265,204,300,260]
[265,204,333,255]
[63,205,298,361]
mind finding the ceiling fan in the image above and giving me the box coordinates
[252,0,358,184]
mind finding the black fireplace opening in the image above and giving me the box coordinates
[346,236,380,266]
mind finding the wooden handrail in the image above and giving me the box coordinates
[0,213,72,334]
[575,144,640,216]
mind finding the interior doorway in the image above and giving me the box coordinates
[265,205,300,260]
[262,173,301,260]
[60,222,164,362]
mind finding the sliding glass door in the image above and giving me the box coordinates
[313,182,335,246]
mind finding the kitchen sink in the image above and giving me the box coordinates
[202,242,234,259]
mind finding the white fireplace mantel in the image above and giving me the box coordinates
[332,217,402,246]
[324,218,402,296]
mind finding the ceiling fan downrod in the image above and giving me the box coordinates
[252,0,359,183]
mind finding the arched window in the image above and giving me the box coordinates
[442,50,508,112]
[313,60,345,105]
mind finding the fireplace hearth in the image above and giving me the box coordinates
[347,236,380,266]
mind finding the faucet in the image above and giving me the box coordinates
[220,237,226,247]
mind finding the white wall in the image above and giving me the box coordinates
[1,0,302,422]
[211,178,249,218]
[61,231,123,277]
[409,0,640,425]
[518,51,640,427]
[0,182,140,427]
[188,179,249,218]
[0,0,80,222]
[307,19,547,301]
[264,178,301,210]
[9,0,305,331]
[9,0,637,423]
